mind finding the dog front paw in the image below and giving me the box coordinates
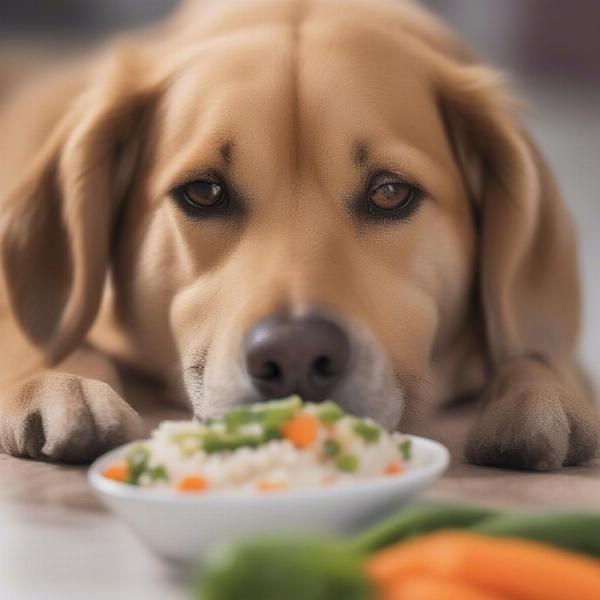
[0,373,141,463]
[465,384,599,471]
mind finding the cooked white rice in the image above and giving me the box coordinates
[103,396,414,493]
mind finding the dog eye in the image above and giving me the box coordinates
[369,181,419,216]
[181,180,226,208]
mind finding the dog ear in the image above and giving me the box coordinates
[438,64,581,369]
[0,48,154,365]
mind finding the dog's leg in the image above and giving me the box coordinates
[465,358,600,471]
[0,346,141,463]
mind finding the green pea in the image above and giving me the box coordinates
[336,454,359,472]
[126,444,151,485]
[398,438,412,461]
[323,439,341,457]
[317,401,345,423]
[353,419,381,443]
[147,464,168,482]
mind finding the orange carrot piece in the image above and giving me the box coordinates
[102,462,129,482]
[384,576,508,600]
[176,474,208,492]
[256,479,287,492]
[385,462,404,475]
[367,535,436,583]
[281,413,319,448]
[366,531,600,600]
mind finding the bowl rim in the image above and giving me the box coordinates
[88,434,449,505]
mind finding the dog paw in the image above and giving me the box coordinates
[0,373,141,463]
[465,384,600,471]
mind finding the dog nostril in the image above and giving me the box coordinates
[257,361,281,381]
[312,355,336,381]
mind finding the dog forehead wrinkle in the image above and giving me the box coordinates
[354,141,369,168]
[219,141,234,166]
[288,0,306,177]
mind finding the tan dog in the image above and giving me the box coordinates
[0,0,598,469]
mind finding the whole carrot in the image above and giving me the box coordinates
[366,531,600,600]
[384,576,508,600]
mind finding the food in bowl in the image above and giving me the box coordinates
[101,395,414,493]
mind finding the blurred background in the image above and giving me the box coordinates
[1,0,599,385]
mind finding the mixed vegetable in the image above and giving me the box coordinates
[197,503,600,600]
[101,396,413,492]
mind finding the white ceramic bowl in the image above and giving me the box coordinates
[88,435,449,564]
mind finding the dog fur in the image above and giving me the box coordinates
[0,0,598,469]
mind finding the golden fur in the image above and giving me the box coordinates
[0,0,598,468]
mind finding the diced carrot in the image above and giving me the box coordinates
[366,531,600,600]
[281,413,319,448]
[384,576,508,600]
[256,479,287,492]
[176,474,209,492]
[102,462,129,482]
[385,462,404,476]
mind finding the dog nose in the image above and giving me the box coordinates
[244,314,351,402]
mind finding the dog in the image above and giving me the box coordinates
[0,0,598,470]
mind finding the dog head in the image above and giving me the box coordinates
[0,0,580,428]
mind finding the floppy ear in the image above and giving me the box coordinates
[0,48,153,365]
[438,65,581,370]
